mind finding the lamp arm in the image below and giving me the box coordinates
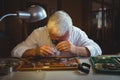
[0,5,47,22]
[0,13,17,21]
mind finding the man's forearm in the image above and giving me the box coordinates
[72,46,90,57]
[22,48,37,58]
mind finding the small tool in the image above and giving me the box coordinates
[78,62,91,74]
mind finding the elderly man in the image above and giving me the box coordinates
[11,11,102,58]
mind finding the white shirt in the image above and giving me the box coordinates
[11,26,102,58]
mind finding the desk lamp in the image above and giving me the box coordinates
[0,5,47,75]
[0,5,47,22]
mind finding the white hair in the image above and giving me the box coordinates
[47,11,73,36]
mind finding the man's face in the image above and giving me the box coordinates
[49,28,69,44]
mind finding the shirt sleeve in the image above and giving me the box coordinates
[74,27,102,56]
[11,29,40,58]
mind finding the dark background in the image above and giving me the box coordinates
[0,0,120,57]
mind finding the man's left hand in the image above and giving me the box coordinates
[56,40,76,53]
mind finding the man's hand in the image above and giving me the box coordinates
[56,40,76,53]
[56,40,90,57]
[36,45,54,57]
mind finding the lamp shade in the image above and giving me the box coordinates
[0,5,47,22]
[27,5,47,22]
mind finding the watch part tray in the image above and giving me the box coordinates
[90,56,120,74]
[15,57,80,71]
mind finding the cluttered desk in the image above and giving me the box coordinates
[0,55,120,80]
